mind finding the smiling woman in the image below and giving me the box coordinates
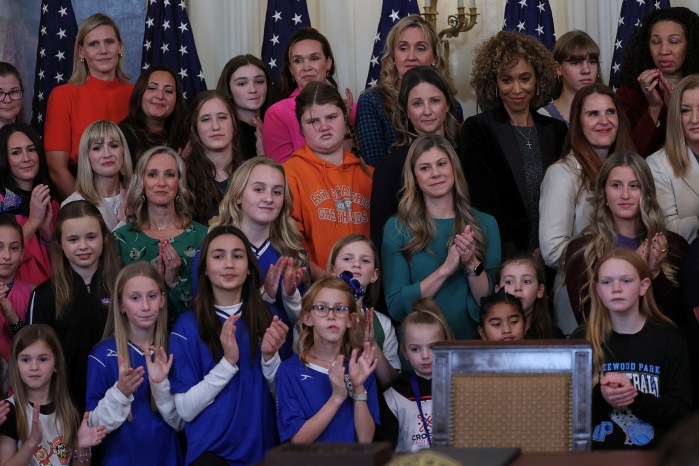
[0,123,58,286]
[462,30,567,258]
[539,84,636,334]
[44,13,133,200]
[114,146,207,321]
[119,65,189,163]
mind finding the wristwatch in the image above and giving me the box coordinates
[466,261,484,277]
[350,389,368,401]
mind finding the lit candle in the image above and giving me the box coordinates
[425,0,431,8]
[457,0,464,7]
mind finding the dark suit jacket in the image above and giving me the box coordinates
[370,145,409,256]
[460,105,568,256]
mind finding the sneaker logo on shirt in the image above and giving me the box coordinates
[300,374,313,381]
[106,349,118,358]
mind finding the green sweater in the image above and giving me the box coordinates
[381,211,501,339]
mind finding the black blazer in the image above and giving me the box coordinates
[459,105,567,256]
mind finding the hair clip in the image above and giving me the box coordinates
[339,270,364,302]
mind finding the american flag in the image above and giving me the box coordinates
[261,0,311,86]
[608,0,671,90]
[31,0,78,136]
[365,0,420,88]
[141,0,207,100]
[503,0,555,50]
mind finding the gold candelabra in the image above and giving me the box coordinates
[422,0,478,68]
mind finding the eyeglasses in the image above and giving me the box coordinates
[311,304,350,316]
[0,90,23,102]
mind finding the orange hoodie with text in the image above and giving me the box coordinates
[284,144,373,269]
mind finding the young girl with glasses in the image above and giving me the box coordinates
[275,276,378,443]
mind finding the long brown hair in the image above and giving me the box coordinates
[561,83,635,193]
[195,226,273,364]
[9,325,79,448]
[395,133,486,262]
[51,200,121,319]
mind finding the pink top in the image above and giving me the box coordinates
[0,191,59,286]
[263,87,357,163]
[0,280,32,362]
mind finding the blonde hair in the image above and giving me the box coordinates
[9,325,79,448]
[124,146,194,230]
[296,277,365,365]
[69,13,129,85]
[586,248,673,379]
[103,262,169,417]
[665,74,699,177]
[395,133,486,262]
[211,157,306,266]
[573,151,679,315]
[75,120,133,206]
[376,15,447,119]
[401,297,454,354]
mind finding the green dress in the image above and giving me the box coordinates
[114,221,208,322]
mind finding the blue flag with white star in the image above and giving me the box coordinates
[261,0,311,86]
[365,0,421,88]
[31,0,78,136]
[141,0,207,100]
[609,0,671,90]
[503,0,555,50]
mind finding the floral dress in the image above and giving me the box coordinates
[114,221,207,322]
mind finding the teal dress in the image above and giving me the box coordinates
[114,221,207,322]
[381,211,501,339]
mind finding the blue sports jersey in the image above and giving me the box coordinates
[86,338,183,466]
[169,310,277,465]
[276,353,380,443]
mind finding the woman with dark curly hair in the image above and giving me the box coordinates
[460,30,567,258]
[356,15,463,167]
[119,65,189,163]
[617,7,699,158]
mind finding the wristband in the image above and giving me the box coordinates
[72,447,91,464]
[350,389,368,401]
[11,319,25,335]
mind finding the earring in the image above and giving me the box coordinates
[556,75,562,83]
[495,86,499,98]
[80,58,85,63]
[536,84,540,96]
[291,76,295,83]
[119,52,123,58]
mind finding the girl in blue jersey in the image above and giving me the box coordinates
[210,156,306,334]
[86,262,183,466]
[169,225,289,465]
[0,325,106,466]
[276,276,379,443]
[577,248,691,449]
